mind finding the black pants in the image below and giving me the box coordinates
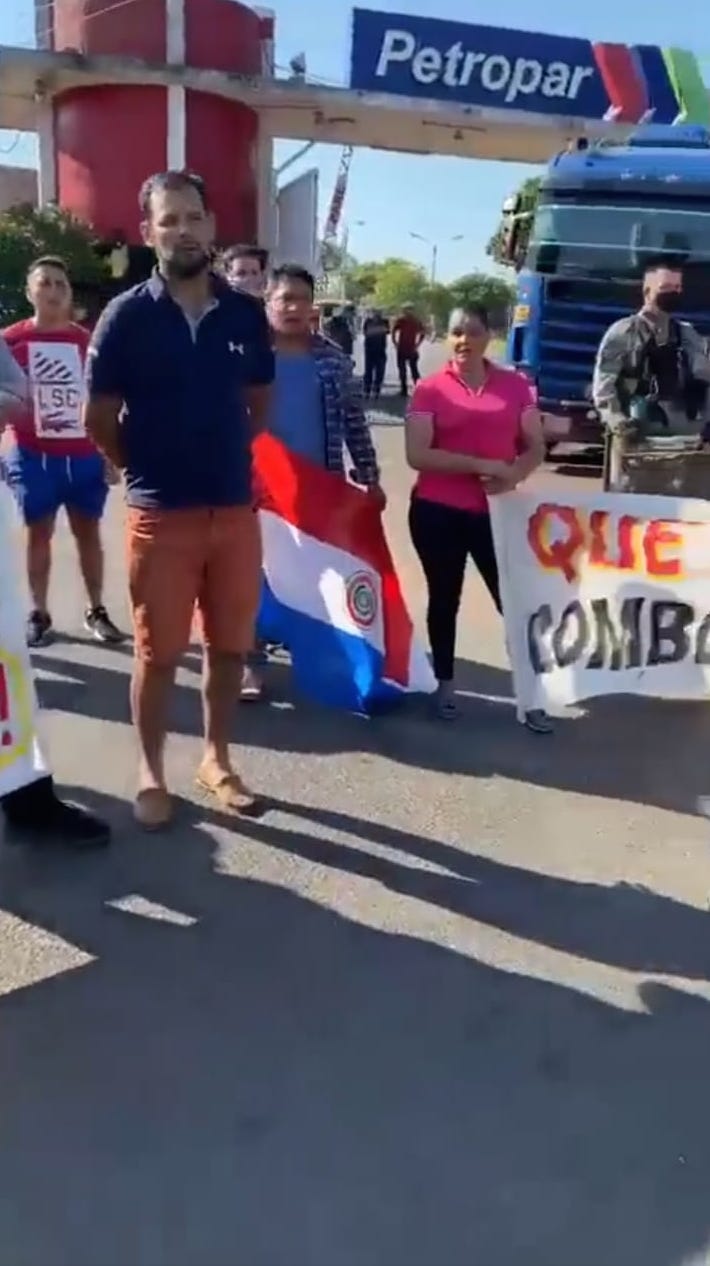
[397,350,420,394]
[364,345,386,396]
[0,775,55,826]
[408,496,501,682]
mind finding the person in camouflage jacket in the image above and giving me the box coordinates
[593,260,710,485]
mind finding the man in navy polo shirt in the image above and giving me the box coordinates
[84,170,273,829]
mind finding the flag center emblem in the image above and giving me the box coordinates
[346,571,377,628]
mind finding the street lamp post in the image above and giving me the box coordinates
[409,232,464,283]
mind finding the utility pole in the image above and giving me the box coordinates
[410,232,463,284]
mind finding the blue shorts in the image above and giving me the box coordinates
[2,445,108,525]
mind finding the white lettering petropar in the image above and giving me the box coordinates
[374,29,594,105]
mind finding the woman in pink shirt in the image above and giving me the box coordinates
[405,303,550,731]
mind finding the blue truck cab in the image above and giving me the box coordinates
[504,124,710,444]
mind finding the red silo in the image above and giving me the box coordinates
[48,0,268,244]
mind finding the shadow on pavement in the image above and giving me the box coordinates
[241,796,710,982]
[0,786,709,1266]
[33,650,710,820]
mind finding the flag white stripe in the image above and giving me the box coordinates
[259,509,385,654]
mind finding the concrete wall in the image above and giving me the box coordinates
[0,166,38,211]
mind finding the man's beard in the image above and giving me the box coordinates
[162,250,210,280]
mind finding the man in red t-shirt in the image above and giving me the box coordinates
[2,256,123,648]
[392,303,425,397]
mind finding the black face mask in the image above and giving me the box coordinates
[655,291,682,314]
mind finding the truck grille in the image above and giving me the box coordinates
[538,276,710,406]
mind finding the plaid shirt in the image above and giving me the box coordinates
[309,334,380,486]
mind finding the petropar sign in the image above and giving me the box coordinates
[349,8,692,123]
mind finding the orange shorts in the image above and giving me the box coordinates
[126,505,262,665]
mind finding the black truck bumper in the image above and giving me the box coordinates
[539,398,603,447]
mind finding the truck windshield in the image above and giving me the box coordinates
[527,198,710,276]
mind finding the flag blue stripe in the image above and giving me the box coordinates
[257,581,404,714]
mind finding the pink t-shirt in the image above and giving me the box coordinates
[410,361,536,512]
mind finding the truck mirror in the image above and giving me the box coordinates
[499,194,522,263]
[502,194,521,216]
[501,223,519,264]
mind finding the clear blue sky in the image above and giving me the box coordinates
[1,0,709,280]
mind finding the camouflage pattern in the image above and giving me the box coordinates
[593,313,710,435]
[593,313,710,489]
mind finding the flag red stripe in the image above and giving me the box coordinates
[253,434,412,685]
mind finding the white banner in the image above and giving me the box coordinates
[490,488,710,714]
[0,484,49,796]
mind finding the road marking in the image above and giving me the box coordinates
[455,689,515,707]
[0,911,94,996]
[106,894,198,927]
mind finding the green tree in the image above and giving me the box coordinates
[447,272,515,330]
[371,257,428,312]
[422,281,454,335]
[345,260,380,304]
[0,203,109,323]
[486,175,542,270]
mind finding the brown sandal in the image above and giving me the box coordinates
[134,787,173,830]
[195,767,261,816]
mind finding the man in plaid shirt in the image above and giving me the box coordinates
[240,262,385,700]
[266,263,382,489]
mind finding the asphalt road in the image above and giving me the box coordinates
[2,367,710,1266]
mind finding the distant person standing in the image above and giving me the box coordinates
[393,302,425,396]
[84,170,273,829]
[323,306,354,357]
[2,256,123,648]
[362,308,390,400]
[222,243,268,300]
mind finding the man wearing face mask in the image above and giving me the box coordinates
[593,259,710,487]
[221,243,268,301]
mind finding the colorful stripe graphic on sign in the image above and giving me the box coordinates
[661,47,710,124]
[595,42,709,125]
[592,42,648,122]
[633,45,682,124]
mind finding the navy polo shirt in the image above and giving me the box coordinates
[86,271,274,509]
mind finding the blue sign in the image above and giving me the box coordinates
[349,8,610,119]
